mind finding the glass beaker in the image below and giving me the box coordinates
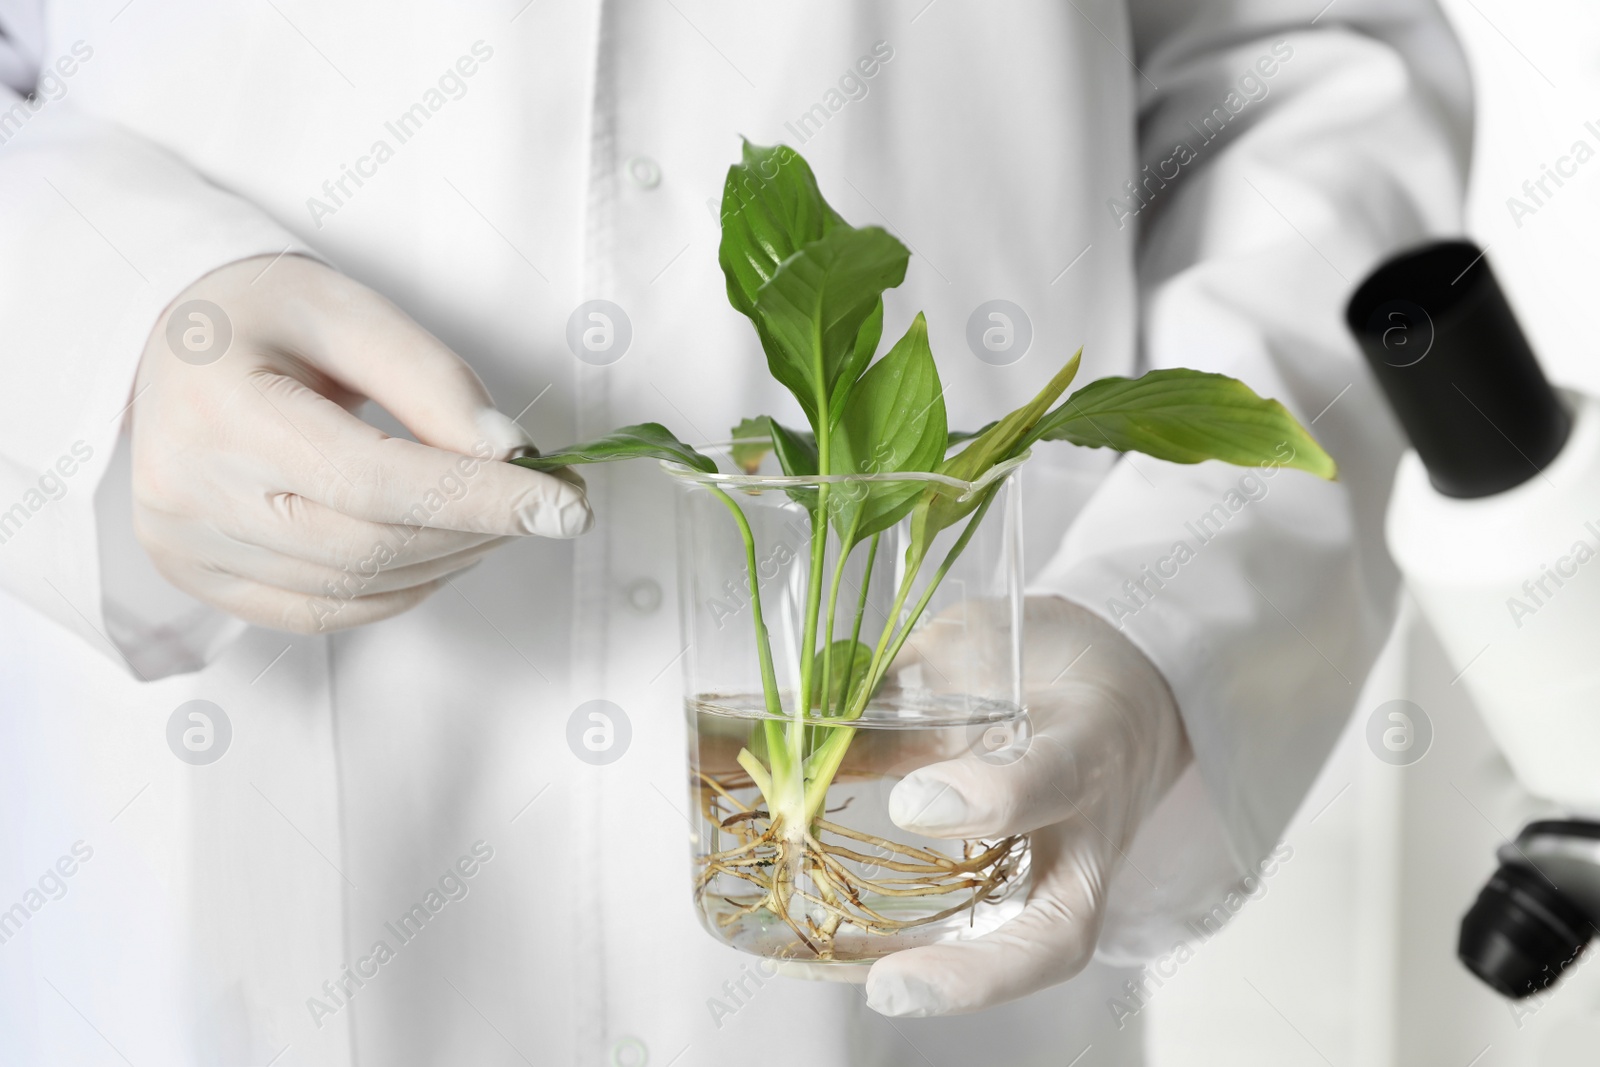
[669,447,1031,964]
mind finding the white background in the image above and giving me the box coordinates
[1147,2,1600,1063]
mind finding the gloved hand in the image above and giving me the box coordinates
[130,253,591,634]
[866,595,1190,1016]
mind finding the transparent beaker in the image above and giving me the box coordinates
[669,447,1031,964]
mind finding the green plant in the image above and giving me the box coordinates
[514,141,1335,957]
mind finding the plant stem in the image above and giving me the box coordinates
[818,509,865,720]
[835,532,879,715]
[863,555,924,709]
[800,490,998,821]
[791,485,829,773]
[787,354,832,825]
[707,486,789,791]
[795,557,919,815]
[707,486,780,715]
[866,490,997,710]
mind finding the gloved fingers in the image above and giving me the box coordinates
[261,542,492,597]
[887,696,1133,839]
[894,595,1110,692]
[890,597,1020,690]
[147,554,447,635]
[244,371,592,538]
[268,260,537,461]
[865,824,1107,1016]
[213,494,509,570]
[136,510,502,596]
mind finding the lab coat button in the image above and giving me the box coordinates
[625,578,663,614]
[625,155,662,189]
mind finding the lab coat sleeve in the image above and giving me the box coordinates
[1028,0,1471,958]
[0,34,312,679]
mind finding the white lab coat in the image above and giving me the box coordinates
[0,1,1468,1064]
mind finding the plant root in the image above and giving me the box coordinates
[693,772,1028,960]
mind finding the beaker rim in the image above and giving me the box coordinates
[661,442,1030,500]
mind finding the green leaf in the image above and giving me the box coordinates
[946,422,996,448]
[717,142,902,442]
[745,725,771,765]
[771,420,818,475]
[943,348,1082,483]
[730,417,774,474]
[828,299,883,430]
[730,416,818,475]
[766,417,820,511]
[729,415,819,509]
[751,225,910,432]
[820,638,874,713]
[831,313,947,541]
[905,349,1082,566]
[718,141,847,320]
[1028,369,1337,479]
[510,423,716,474]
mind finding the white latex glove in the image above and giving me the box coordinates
[866,595,1190,1016]
[130,254,591,634]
